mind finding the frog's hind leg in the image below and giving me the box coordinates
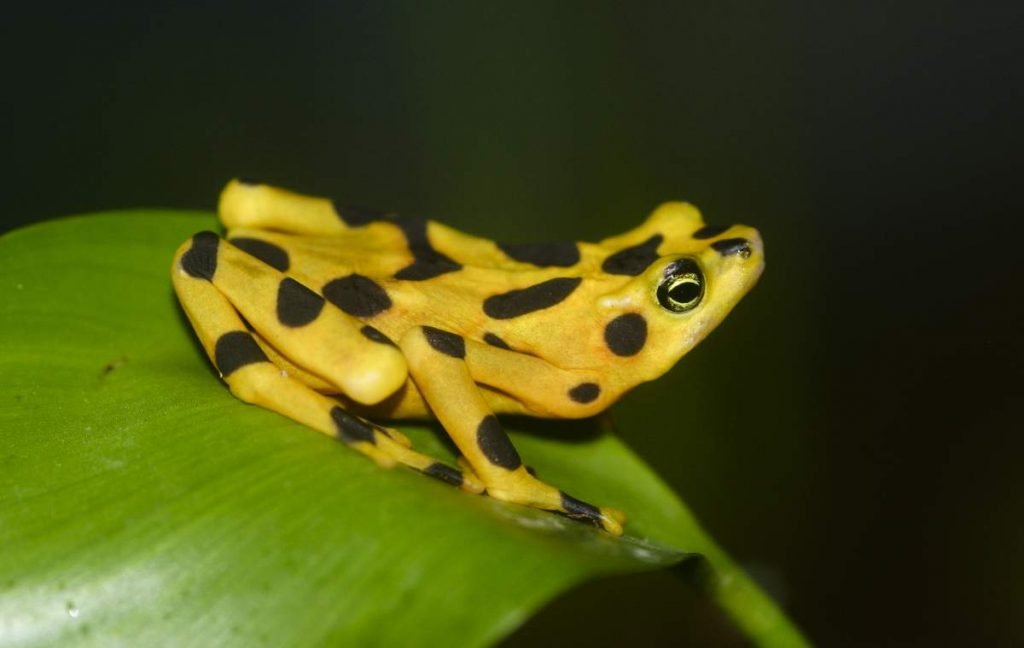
[171,234,483,492]
[175,231,407,406]
[399,326,624,535]
[218,178,385,236]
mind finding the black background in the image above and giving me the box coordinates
[4,2,1022,645]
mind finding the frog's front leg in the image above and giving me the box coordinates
[399,326,625,535]
[459,339,617,419]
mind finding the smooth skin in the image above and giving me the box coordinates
[172,180,764,535]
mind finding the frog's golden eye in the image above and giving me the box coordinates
[657,259,705,313]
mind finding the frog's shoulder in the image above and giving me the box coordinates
[427,200,712,274]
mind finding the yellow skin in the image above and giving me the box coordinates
[171,180,764,535]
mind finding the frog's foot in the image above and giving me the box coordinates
[332,408,484,494]
[558,492,626,535]
[484,468,625,536]
[376,424,411,448]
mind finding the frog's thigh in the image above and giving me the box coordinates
[173,232,407,405]
[171,237,482,492]
[399,326,624,535]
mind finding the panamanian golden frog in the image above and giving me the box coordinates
[171,180,764,535]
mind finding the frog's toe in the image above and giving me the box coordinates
[377,425,411,447]
[334,411,483,493]
[559,491,625,536]
[349,441,399,469]
[596,510,625,536]
[605,506,627,524]
[455,456,486,493]
[419,461,484,494]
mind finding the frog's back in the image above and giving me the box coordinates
[217,179,763,372]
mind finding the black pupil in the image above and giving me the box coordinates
[657,259,704,312]
[670,280,700,304]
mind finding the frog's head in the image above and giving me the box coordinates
[596,202,764,382]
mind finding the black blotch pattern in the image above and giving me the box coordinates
[483,332,511,350]
[711,237,752,258]
[476,415,522,470]
[276,277,326,327]
[333,203,393,227]
[692,224,731,239]
[604,313,648,357]
[601,234,664,276]
[568,382,601,404]
[483,277,583,320]
[180,231,220,280]
[322,274,393,317]
[214,331,268,377]
[424,462,464,487]
[361,325,396,347]
[331,407,377,445]
[228,237,290,272]
[497,241,580,268]
[560,491,603,526]
[394,220,462,281]
[423,326,466,359]
[329,202,462,280]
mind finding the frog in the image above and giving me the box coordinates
[171,179,764,535]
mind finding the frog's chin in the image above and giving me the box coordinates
[669,314,719,362]
[671,283,756,362]
[679,252,764,355]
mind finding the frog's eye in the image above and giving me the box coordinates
[657,259,705,313]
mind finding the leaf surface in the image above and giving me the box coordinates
[0,212,804,647]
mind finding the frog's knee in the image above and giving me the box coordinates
[400,325,466,362]
[173,231,222,282]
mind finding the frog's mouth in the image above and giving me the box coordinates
[678,233,765,354]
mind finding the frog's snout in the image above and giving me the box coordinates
[710,236,753,259]
[699,224,765,290]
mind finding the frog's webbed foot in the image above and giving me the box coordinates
[483,469,625,535]
[332,409,483,493]
[380,425,411,448]
[558,491,626,535]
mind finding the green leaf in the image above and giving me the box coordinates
[0,212,806,646]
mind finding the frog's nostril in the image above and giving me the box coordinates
[710,237,752,258]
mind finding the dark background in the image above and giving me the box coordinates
[4,2,1021,645]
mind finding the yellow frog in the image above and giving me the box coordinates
[171,179,764,535]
